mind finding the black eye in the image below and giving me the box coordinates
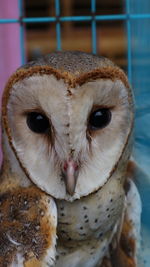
[89,108,111,130]
[26,112,50,134]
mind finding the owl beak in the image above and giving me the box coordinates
[62,160,79,196]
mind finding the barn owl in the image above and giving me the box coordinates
[0,51,141,267]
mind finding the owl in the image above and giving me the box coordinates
[0,51,141,267]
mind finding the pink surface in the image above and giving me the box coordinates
[0,0,22,164]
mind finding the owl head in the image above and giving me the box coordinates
[1,51,134,201]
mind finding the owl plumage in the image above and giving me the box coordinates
[0,51,141,266]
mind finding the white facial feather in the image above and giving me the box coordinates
[6,74,132,201]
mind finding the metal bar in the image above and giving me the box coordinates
[1,14,150,24]
[126,0,132,83]
[0,19,19,23]
[23,17,56,23]
[60,16,92,21]
[91,0,97,54]
[131,13,150,19]
[18,0,25,64]
[55,0,61,50]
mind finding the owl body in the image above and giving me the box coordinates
[56,177,124,267]
[0,51,141,266]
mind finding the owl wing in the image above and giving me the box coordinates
[0,186,57,267]
[101,160,142,267]
[127,161,150,267]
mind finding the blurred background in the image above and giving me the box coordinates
[0,0,150,265]
[0,0,131,93]
[24,0,126,67]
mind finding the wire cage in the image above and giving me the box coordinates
[0,0,144,80]
[0,0,149,76]
[0,0,150,266]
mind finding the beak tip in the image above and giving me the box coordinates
[66,185,76,196]
[62,160,79,196]
[67,189,74,196]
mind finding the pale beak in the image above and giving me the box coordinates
[62,159,79,196]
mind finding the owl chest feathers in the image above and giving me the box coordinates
[56,174,125,266]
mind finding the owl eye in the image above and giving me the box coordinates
[89,108,111,130]
[26,112,50,134]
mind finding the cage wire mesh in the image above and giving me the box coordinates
[0,0,150,266]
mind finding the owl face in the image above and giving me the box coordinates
[2,52,133,201]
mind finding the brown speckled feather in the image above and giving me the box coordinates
[0,186,57,266]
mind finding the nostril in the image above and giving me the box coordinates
[74,164,79,171]
[63,160,79,173]
[63,162,68,172]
